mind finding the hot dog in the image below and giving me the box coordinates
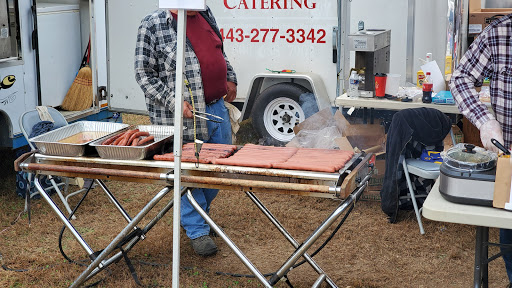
[154,153,173,161]
[118,137,129,146]
[137,135,155,146]
[102,133,123,145]
[112,133,127,145]
[118,129,138,145]
[127,131,148,145]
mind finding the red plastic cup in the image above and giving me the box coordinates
[374,73,387,98]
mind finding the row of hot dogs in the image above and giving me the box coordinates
[153,143,354,173]
[101,129,155,146]
[153,143,237,163]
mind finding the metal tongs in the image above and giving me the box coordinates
[192,110,223,123]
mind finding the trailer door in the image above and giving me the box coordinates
[106,0,158,114]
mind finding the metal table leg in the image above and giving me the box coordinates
[187,181,366,287]
[482,227,489,288]
[82,187,186,282]
[25,172,32,224]
[34,176,95,255]
[474,226,489,288]
[186,190,272,288]
[269,182,367,286]
[246,191,338,288]
[69,186,175,288]
[96,179,133,222]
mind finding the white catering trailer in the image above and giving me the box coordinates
[106,0,450,144]
[1,0,452,148]
[0,0,115,150]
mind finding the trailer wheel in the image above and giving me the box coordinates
[251,83,310,145]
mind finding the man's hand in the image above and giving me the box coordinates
[225,81,237,103]
[183,101,194,119]
[480,119,504,153]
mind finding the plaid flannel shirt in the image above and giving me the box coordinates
[134,8,237,142]
[450,14,512,148]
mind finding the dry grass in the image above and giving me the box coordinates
[0,114,510,287]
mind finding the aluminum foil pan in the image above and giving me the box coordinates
[30,121,129,157]
[90,125,174,160]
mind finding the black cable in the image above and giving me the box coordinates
[58,182,94,266]
[56,182,112,287]
[1,182,110,287]
[1,249,64,272]
[291,203,354,269]
[284,275,294,288]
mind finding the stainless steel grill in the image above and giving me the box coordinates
[17,149,374,288]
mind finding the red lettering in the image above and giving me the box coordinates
[317,29,326,43]
[304,0,316,9]
[271,0,281,9]
[239,0,249,9]
[224,0,236,9]
[306,29,315,43]
[223,0,317,10]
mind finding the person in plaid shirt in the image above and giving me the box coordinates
[135,7,237,257]
[450,14,512,287]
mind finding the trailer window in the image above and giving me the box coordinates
[0,0,21,62]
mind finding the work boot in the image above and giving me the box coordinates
[190,235,218,257]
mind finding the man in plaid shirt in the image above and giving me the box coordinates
[450,14,512,287]
[135,7,237,256]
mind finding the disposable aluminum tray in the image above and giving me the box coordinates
[30,121,129,157]
[90,125,174,160]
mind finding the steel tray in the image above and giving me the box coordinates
[30,121,129,157]
[90,125,174,160]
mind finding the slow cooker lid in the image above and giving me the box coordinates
[441,143,497,171]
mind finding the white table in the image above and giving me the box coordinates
[423,181,512,288]
[335,93,464,114]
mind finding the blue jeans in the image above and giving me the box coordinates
[501,228,512,282]
[180,98,232,239]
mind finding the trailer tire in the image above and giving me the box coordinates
[251,83,310,145]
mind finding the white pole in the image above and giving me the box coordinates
[172,9,187,288]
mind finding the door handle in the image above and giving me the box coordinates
[332,27,338,63]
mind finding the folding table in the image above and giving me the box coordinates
[15,150,374,287]
[423,181,512,288]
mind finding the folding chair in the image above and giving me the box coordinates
[19,107,89,219]
[402,129,456,235]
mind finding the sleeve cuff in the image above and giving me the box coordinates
[165,97,176,111]
[474,113,496,130]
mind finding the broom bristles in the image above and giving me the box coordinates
[61,66,93,111]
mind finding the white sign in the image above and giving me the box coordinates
[354,39,367,50]
[468,24,483,35]
[159,0,206,10]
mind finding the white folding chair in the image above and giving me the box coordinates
[19,107,89,219]
[402,129,456,235]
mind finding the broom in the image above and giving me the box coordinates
[61,39,93,111]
